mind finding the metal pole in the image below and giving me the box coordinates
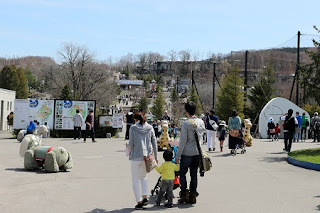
[296,31,300,106]
[244,51,248,101]
[213,62,216,109]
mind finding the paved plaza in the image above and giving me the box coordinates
[1,131,320,213]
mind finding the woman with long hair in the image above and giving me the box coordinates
[127,112,158,210]
[228,109,242,155]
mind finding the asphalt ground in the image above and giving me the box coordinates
[0,131,320,213]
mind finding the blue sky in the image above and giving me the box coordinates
[0,0,319,61]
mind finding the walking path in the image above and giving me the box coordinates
[0,131,320,212]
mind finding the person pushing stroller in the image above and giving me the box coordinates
[155,150,180,208]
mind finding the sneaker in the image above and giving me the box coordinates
[83,140,86,143]
[135,203,144,210]
[142,198,148,206]
[212,148,216,151]
[165,203,173,208]
[92,140,97,143]
[208,148,212,152]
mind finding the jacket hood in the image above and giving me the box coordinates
[131,122,153,134]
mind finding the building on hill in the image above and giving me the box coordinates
[116,80,143,90]
[0,88,16,131]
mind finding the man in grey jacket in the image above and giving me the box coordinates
[175,101,205,204]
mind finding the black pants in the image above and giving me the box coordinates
[125,124,132,139]
[84,126,95,141]
[74,126,81,139]
[314,129,320,142]
[284,131,294,152]
[179,155,200,193]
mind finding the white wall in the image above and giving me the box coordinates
[259,97,310,139]
[0,88,16,131]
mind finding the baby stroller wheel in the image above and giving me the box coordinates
[241,150,244,154]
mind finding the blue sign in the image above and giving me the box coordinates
[64,100,73,108]
[29,100,39,108]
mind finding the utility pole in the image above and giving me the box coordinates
[244,50,248,102]
[213,62,216,109]
[296,31,301,106]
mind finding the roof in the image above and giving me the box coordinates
[116,80,143,86]
[0,88,16,94]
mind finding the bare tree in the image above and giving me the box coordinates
[46,42,118,105]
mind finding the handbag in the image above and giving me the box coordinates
[269,129,275,134]
[144,153,157,173]
[229,129,239,137]
[208,116,218,131]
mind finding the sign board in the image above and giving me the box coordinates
[112,113,123,128]
[13,99,54,129]
[99,115,113,127]
[54,100,95,130]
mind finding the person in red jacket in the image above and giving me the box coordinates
[275,123,281,141]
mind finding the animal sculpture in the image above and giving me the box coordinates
[157,121,171,150]
[243,119,253,146]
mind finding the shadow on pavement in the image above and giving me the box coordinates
[5,168,51,174]
[260,156,287,163]
[212,153,231,158]
[267,152,286,155]
[315,195,320,211]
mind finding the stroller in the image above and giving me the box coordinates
[151,145,180,196]
[231,130,246,155]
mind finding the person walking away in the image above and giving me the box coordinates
[280,109,298,152]
[228,110,242,155]
[127,112,158,210]
[7,112,14,133]
[311,112,320,142]
[84,109,97,143]
[26,120,38,134]
[155,150,180,208]
[125,109,134,140]
[73,109,83,140]
[293,112,302,142]
[301,112,309,142]
[175,101,206,204]
[157,120,162,138]
[267,117,276,141]
[152,120,159,138]
[206,109,219,151]
[275,123,281,141]
[217,121,227,152]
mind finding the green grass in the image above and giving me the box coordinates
[289,148,320,164]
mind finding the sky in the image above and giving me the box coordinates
[1,0,320,61]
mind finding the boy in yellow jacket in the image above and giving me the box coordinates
[155,150,180,208]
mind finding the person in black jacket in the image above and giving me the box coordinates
[280,109,299,153]
[125,109,134,140]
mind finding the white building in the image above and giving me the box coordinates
[259,97,310,139]
[0,88,16,131]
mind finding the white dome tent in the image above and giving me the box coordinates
[258,97,310,139]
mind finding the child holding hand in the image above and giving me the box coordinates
[155,150,180,208]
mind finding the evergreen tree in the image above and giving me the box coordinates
[151,87,165,119]
[216,66,245,120]
[0,65,19,91]
[188,85,202,116]
[60,84,73,100]
[300,26,320,104]
[25,69,40,90]
[16,68,28,99]
[247,63,276,119]
[170,85,179,121]
[138,97,149,113]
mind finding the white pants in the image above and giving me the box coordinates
[131,160,148,202]
[207,130,216,149]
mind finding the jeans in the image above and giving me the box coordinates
[179,155,200,193]
[131,160,148,202]
[156,180,173,205]
[74,126,81,139]
[284,131,294,152]
[293,127,301,141]
[84,126,95,141]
